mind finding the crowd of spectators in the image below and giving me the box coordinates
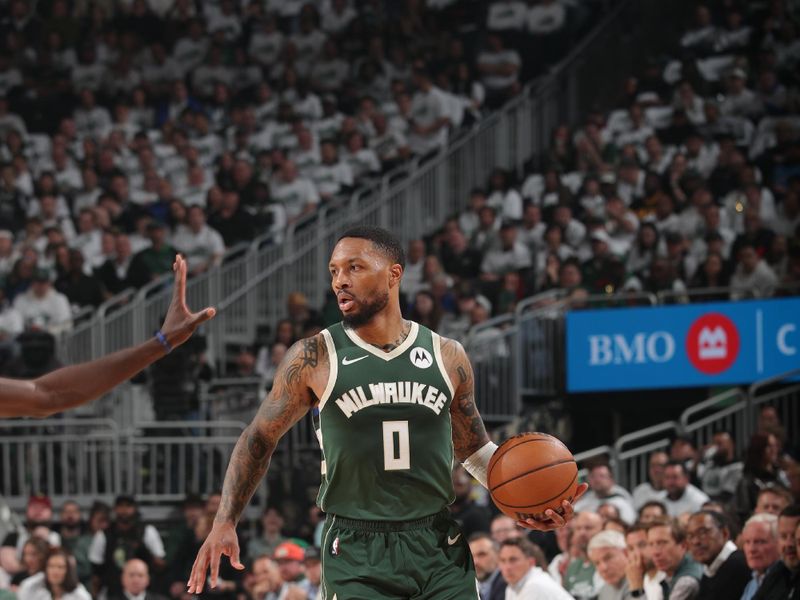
[0,405,798,600]
[0,0,593,373]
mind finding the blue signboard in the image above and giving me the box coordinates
[565,297,800,392]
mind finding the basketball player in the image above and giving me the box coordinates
[0,255,215,418]
[188,227,587,599]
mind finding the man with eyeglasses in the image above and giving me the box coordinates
[686,510,749,599]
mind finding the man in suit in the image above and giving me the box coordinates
[469,533,506,600]
[686,509,750,600]
[112,559,167,600]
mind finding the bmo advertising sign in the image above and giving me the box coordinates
[566,298,800,392]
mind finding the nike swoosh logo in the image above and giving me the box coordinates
[447,534,461,545]
[342,355,368,365]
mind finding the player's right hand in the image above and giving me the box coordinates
[187,521,244,593]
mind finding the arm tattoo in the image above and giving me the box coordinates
[215,335,326,524]
[442,338,490,461]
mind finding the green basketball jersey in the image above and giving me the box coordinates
[313,321,456,520]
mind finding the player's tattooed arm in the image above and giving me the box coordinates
[215,335,325,525]
[442,337,491,461]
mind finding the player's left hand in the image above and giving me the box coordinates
[516,482,588,531]
[161,255,216,348]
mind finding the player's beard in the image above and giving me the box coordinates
[342,290,389,328]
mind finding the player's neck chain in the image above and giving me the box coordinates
[370,320,412,353]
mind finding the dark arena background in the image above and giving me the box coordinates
[0,0,799,599]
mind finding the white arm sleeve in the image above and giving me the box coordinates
[461,441,498,488]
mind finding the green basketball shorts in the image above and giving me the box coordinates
[318,509,478,600]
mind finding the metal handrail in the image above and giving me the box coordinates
[748,368,800,399]
[679,388,747,430]
[614,420,679,455]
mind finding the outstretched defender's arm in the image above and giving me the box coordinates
[188,335,325,593]
[0,256,214,418]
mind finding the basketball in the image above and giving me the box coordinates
[487,432,578,523]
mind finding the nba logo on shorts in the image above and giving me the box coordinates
[686,313,740,375]
[410,347,432,369]
[331,537,340,556]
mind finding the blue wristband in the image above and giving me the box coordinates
[154,330,172,353]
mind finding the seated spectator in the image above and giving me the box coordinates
[55,502,84,558]
[479,222,532,284]
[700,432,742,503]
[343,132,380,181]
[407,66,451,158]
[587,530,630,599]
[468,533,506,600]
[207,191,255,248]
[647,516,703,599]
[12,269,72,334]
[639,501,668,523]
[409,290,442,331]
[126,222,177,289]
[498,538,573,600]
[309,141,353,202]
[449,466,491,539]
[71,503,109,585]
[170,206,225,275]
[244,555,281,600]
[624,522,666,598]
[750,506,800,600]
[564,512,604,599]
[476,34,521,109]
[633,451,669,509]
[17,548,91,600]
[270,160,320,225]
[109,558,165,600]
[661,461,710,518]
[56,250,104,308]
[95,233,133,298]
[89,496,166,597]
[246,507,286,563]
[490,515,525,545]
[686,510,750,600]
[735,433,789,521]
[730,243,779,299]
[741,513,780,600]
[574,463,637,525]
[486,168,523,222]
[755,486,792,516]
[272,542,306,591]
[582,230,624,293]
[298,547,321,600]
[9,538,49,589]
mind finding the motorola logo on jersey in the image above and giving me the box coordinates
[686,312,740,375]
[410,347,432,369]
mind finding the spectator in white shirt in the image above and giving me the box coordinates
[12,269,72,335]
[408,66,451,157]
[486,168,523,221]
[661,461,710,518]
[527,0,567,35]
[633,451,669,510]
[310,141,353,201]
[73,89,112,140]
[17,548,91,600]
[344,132,381,180]
[322,0,357,35]
[172,19,209,76]
[480,222,532,281]
[720,69,762,120]
[730,243,779,299]
[270,160,320,224]
[71,209,103,268]
[249,15,284,69]
[171,205,226,275]
[487,1,527,32]
[476,34,521,108]
[575,464,637,525]
[499,537,574,600]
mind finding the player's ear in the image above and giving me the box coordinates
[389,263,403,287]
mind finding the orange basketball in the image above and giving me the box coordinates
[487,432,578,523]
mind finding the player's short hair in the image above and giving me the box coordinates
[499,537,538,560]
[338,226,405,268]
[647,516,686,543]
[588,530,626,552]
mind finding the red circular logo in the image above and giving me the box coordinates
[686,313,740,375]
